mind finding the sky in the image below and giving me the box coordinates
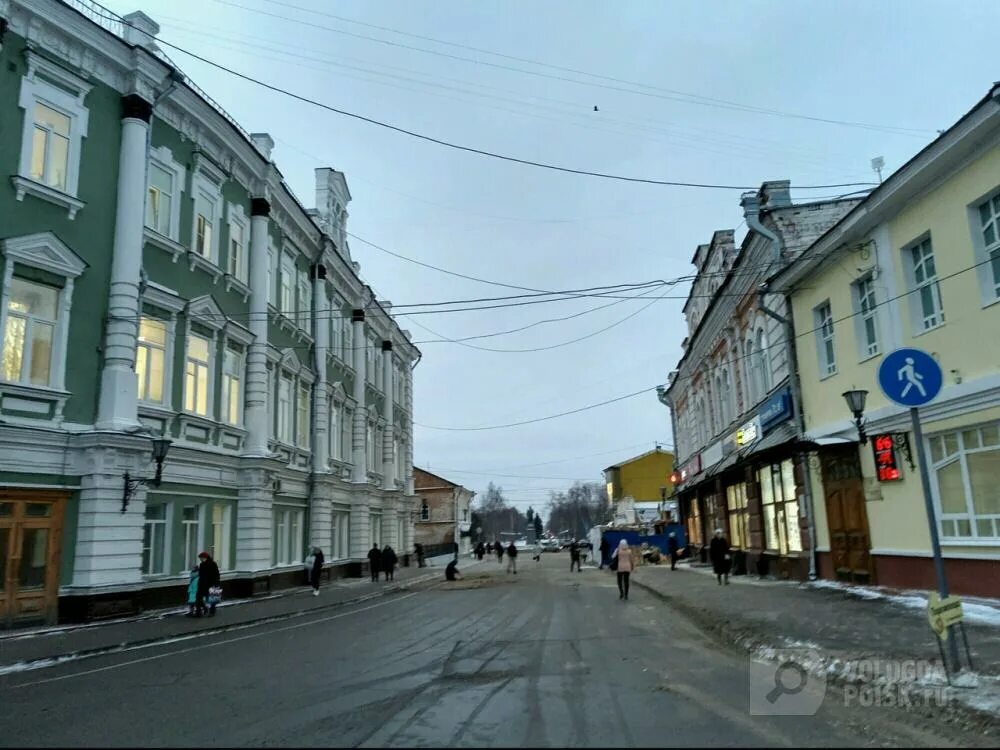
[100,0,1000,517]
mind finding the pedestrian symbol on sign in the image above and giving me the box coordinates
[897,357,926,400]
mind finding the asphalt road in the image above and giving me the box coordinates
[0,556,971,747]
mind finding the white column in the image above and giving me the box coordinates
[97,95,152,430]
[381,342,395,491]
[404,367,415,496]
[312,267,329,472]
[351,310,368,484]
[243,199,271,457]
[235,463,275,572]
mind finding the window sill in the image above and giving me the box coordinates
[857,351,881,365]
[981,295,1000,311]
[913,321,946,338]
[187,251,224,284]
[224,274,251,302]
[11,175,86,219]
[143,228,185,262]
[819,368,839,382]
[0,381,71,422]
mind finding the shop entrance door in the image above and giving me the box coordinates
[0,491,66,627]
[820,448,874,584]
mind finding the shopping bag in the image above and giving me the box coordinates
[207,586,223,606]
[610,556,619,571]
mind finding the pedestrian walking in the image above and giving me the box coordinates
[475,541,485,561]
[532,541,541,562]
[710,529,731,585]
[186,565,199,617]
[382,545,398,581]
[196,551,221,617]
[506,541,518,574]
[368,544,382,582]
[307,546,325,596]
[496,541,504,565]
[599,536,610,569]
[667,532,680,571]
[611,540,634,600]
[569,540,582,572]
[414,542,425,568]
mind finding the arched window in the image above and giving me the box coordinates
[744,336,757,404]
[721,368,733,426]
[755,327,771,393]
[714,375,725,432]
[420,502,429,521]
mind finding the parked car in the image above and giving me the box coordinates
[539,539,560,552]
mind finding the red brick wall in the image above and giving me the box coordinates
[816,552,1000,598]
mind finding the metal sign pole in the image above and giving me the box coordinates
[910,406,961,672]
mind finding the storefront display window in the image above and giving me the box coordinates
[758,459,802,555]
[726,483,749,550]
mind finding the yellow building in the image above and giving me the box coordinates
[770,83,1000,596]
[603,446,675,509]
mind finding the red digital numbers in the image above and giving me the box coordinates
[872,434,901,482]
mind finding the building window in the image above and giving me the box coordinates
[297,382,310,448]
[280,256,295,316]
[136,317,167,404]
[221,344,243,425]
[758,460,801,555]
[329,401,340,462]
[367,422,376,469]
[228,211,247,283]
[142,503,168,576]
[184,332,212,417]
[976,194,1000,300]
[726,483,749,550]
[331,510,350,560]
[181,504,202,572]
[145,163,174,237]
[755,328,771,393]
[855,276,880,358]
[421,501,429,521]
[908,238,945,331]
[815,302,836,377]
[330,314,341,359]
[370,511,383,547]
[342,318,352,362]
[193,191,216,260]
[341,406,353,462]
[272,507,305,566]
[744,336,757,405]
[2,277,58,387]
[930,422,1000,540]
[278,373,293,443]
[29,102,71,191]
[210,503,232,571]
[297,271,311,331]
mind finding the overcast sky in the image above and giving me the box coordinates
[104,0,998,516]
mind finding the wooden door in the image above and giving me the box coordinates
[820,449,874,584]
[0,492,65,627]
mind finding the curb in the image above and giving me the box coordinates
[0,571,443,676]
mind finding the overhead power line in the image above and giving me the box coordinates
[96,5,879,192]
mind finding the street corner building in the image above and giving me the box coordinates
[413,468,474,558]
[602,446,675,525]
[658,86,1000,597]
[0,0,421,627]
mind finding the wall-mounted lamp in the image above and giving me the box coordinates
[842,389,869,445]
[122,437,172,513]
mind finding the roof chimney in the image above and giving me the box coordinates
[250,133,274,161]
[122,11,159,52]
[760,180,791,209]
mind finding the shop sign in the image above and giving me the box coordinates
[760,388,793,431]
[736,416,761,447]
[702,440,723,469]
[872,433,902,482]
[674,454,702,485]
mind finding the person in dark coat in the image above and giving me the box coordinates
[382,545,398,581]
[475,542,485,560]
[368,544,382,582]
[414,542,425,568]
[196,551,221,617]
[506,542,518,574]
[709,528,731,585]
[309,546,324,596]
[495,541,504,565]
[445,559,462,581]
[667,532,680,571]
[599,537,610,569]
[569,540,582,572]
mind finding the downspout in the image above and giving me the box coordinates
[743,191,817,581]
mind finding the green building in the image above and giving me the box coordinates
[0,0,420,625]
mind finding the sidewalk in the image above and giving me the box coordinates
[0,559,465,673]
[631,563,1000,724]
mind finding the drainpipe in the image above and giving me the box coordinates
[743,190,817,581]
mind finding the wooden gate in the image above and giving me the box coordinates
[820,448,874,584]
[0,490,66,627]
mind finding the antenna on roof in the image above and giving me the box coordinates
[871,156,885,184]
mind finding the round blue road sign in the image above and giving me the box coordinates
[877,348,943,408]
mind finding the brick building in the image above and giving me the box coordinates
[413,468,474,556]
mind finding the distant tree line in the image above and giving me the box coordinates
[546,482,610,540]
[470,482,542,544]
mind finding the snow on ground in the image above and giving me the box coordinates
[808,579,1000,628]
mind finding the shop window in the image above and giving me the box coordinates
[726,483,749,550]
[930,422,1000,540]
[758,460,802,555]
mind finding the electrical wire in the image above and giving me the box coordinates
[211,0,934,137]
[92,4,880,191]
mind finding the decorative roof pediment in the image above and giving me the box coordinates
[2,232,87,278]
[279,347,302,373]
[185,294,226,330]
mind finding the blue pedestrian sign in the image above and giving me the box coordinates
[877,348,943,407]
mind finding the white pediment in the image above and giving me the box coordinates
[2,232,86,279]
[186,295,225,330]
[279,347,302,373]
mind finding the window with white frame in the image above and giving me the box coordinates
[297,271,311,331]
[184,332,212,417]
[331,509,350,560]
[142,503,168,576]
[329,400,340,461]
[278,372,294,443]
[227,206,248,283]
[814,301,836,377]
[280,255,295,316]
[342,317,352,362]
[2,277,59,387]
[192,184,220,261]
[930,422,1000,540]
[370,511,383,547]
[297,382,310,448]
[266,364,276,440]
[744,336,757,404]
[976,193,1000,300]
[210,503,233,571]
[330,314,341,358]
[181,504,202,572]
[367,421,377,468]
[16,54,91,209]
[221,344,244,425]
[146,163,174,237]
[854,276,880,358]
[758,460,801,555]
[907,238,945,331]
[721,368,732,426]
[341,405,353,461]
[755,328,771,393]
[272,506,304,565]
[136,317,167,404]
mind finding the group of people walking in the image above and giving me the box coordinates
[186,551,222,617]
[367,544,400,582]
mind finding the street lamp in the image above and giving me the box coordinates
[842,389,869,445]
[122,437,172,513]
